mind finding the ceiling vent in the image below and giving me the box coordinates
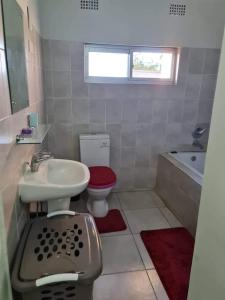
[169,3,186,16]
[80,0,99,10]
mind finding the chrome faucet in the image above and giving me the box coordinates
[30,151,53,172]
[192,127,207,150]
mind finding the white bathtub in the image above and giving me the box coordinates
[168,151,206,185]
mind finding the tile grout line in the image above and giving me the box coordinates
[146,270,161,300]
[118,200,160,300]
[116,192,169,300]
[115,193,151,273]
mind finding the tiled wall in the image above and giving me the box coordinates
[42,39,220,191]
[0,23,45,262]
[156,154,201,236]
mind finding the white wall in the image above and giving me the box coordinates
[38,0,225,48]
[188,28,225,299]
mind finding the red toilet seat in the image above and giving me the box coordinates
[88,166,117,189]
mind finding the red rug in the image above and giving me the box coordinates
[94,209,127,233]
[141,228,194,300]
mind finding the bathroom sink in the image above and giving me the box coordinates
[19,159,90,212]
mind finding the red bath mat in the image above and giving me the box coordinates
[141,228,194,300]
[94,209,127,233]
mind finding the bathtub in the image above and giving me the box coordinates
[169,152,206,185]
[155,151,206,236]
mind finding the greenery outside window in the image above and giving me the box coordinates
[84,44,180,85]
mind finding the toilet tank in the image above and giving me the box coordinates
[79,134,110,167]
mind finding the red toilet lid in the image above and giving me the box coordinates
[88,166,117,189]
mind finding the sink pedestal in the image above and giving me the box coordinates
[47,197,71,213]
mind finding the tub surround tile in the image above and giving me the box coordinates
[156,155,201,236]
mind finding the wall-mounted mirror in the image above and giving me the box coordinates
[1,0,29,113]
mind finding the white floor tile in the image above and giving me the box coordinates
[160,207,183,228]
[151,191,166,207]
[101,235,144,274]
[118,191,157,210]
[148,270,169,300]
[124,208,170,234]
[133,234,155,270]
[93,272,157,300]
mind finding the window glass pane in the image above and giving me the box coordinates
[88,52,129,78]
[132,52,173,79]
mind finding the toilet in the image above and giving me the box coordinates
[79,134,117,217]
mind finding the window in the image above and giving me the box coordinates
[84,44,179,84]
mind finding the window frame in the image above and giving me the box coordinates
[84,44,180,85]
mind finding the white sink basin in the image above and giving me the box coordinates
[19,159,90,213]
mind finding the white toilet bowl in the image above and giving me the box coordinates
[86,166,116,218]
[87,186,113,217]
[79,135,117,217]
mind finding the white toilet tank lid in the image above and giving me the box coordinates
[79,134,110,140]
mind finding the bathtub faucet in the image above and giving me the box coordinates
[192,127,206,150]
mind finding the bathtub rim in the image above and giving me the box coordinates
[162,152,205,186]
